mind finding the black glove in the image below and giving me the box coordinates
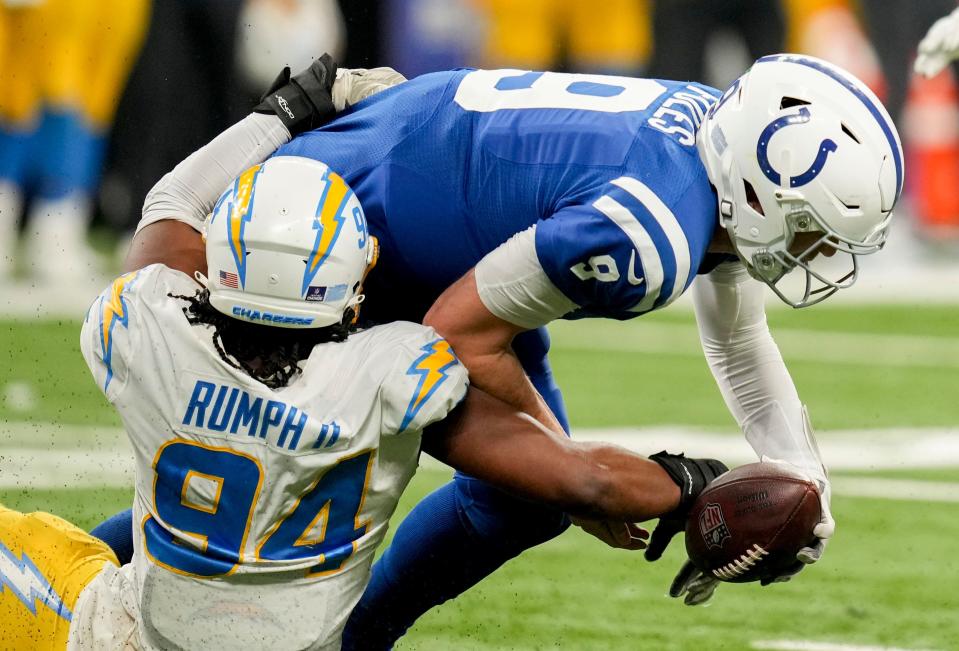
[254,54,337,137]
[644,452,728,562]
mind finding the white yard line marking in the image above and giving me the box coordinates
[0,449,135,490]
[752,639,935,651]
[0,421,126,448]
[573,426,959,470]
[830,477,959,503]
[547,320,959,369]
[0,423,132,490]
[7,424,958,495]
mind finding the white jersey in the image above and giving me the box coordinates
[79,264,468,650]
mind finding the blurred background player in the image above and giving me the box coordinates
[916,3,959,80]
[0,0,148,284]
[0,0,347,287]
[858,0,959,240]
[368,0,652,79]
[6,0,955,299]
[647,0,784,82]
[478,0,652,75]
[100,0,347,250]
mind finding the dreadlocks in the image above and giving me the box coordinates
[170,288,354,389]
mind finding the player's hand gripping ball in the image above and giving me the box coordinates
[684,463,821,583]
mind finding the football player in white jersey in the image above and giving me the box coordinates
[1,155,728,650]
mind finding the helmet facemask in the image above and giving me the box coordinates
[730,184,891,308]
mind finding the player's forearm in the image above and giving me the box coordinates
[573,442,681,521]
[459,346,566,434]
[507,441,681,522]
[424,269,566,433]
[426,388,679,521]
[138,113,291,236]
[452,432,680,521]
[124,220,207,276]
[693,264,826,476]
[704,336,827,481]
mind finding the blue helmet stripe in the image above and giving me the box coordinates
[756,54,903,203]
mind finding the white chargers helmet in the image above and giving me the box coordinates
[697,54,904,307]
[203,156,377,328]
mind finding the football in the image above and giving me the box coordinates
[685,462,821,583]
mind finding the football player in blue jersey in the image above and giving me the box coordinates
[100,54,903,647]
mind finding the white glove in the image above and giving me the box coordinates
[760,456,834,580]
[916,7,959,78]
[797,471,834,565]
[332,67,407,112]
[669,561,720,606]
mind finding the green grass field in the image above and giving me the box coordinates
[1,304,957,650]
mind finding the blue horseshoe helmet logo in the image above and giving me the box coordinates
[757,107,837,188]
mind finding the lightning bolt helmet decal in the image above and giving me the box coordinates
[302,168,352,296]
[204,156,373,329]
[226,164,264,288]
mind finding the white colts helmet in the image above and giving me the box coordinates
[697,54,904,307]
[204,156,377,328]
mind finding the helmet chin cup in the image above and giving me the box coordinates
[750,249,785,284]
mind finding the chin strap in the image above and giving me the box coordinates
[349,236,380,325]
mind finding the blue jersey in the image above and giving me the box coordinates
[278,69,726,323]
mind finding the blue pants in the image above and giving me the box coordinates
[341,327,571,649]
[0,109,104,198]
